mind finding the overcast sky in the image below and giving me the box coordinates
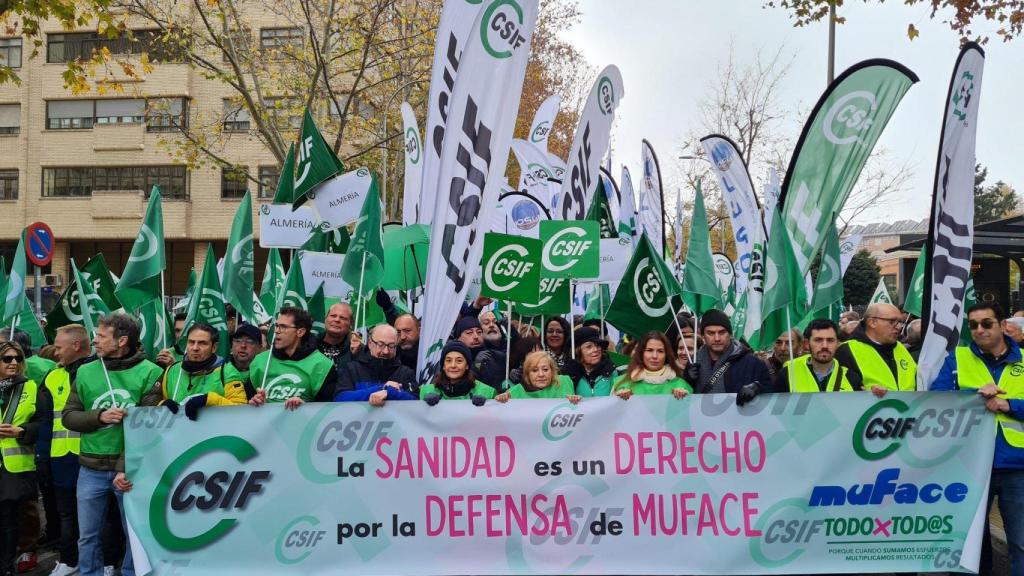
[561,0,1024,225]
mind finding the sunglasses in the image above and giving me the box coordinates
[0,355,23,364]
[968,318,998,331]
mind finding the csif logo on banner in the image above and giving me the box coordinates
[851,398,986,461]
[542,227,593,272]
[481,0,527,59]
[150,436,271,551]
[540,220,599,279]
[481,233,541,303]
[823,91,877,146]
[530,121,550,143]
[597,76,615,115]
[402,126,422,166]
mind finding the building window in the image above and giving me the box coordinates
[47,100,94,130]
[258,166,279,199]
[0,170,17,200]
[47,30,183,64]
[330,95,374,122]
[146,97,187,132]
[0,104,19,135]
[95,99,145,125]
[42,165,188,199]
[260,28,303,53]
[221,167,249,199]
[263,97,302,131]
[223,100,250,132]
[0,38,22,69]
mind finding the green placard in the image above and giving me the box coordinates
[480,233,542,304]
[539,220,600,279]
[516,277,571,315]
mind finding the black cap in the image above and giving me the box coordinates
[574,326,609,349]
[441,340,473,365]
[232,323,262,344]
[453,315,482,337]
[700,309,732,334]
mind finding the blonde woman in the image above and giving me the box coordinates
[496,351,580,404]
[613,332,691,400]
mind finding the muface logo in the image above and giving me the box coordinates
[150,436,271,551]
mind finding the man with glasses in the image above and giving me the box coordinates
[248,307,337,411]
[224,324,262,383]
[930,302,1024,576]
[835,302,916,395]
[335,324,416,405]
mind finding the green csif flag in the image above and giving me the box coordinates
[70,258,109,337]
[116,187,165,311]
[277,257,308,312]
[140,298,174,361]
[82,254,123,311]
[259,249,286,316]
[780,60,917,274]
[301,224,350,254]
[960,278,976,346]
[755,208,808,350]
[46,257,113,341]
[293,109,345,208]
[180,244,229,358]
[586,178,618,239]
[2,232,27,324]
[870,278,893,305]
[340,176,384,297]
[309,282,326,337]
[273,143,297,205]
[681,182,722,315]
[807,223,844,322]
[223,190,257,324]
[903,246,927,318]
[606,234,682,338]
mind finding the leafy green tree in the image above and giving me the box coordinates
[975,164,1020,224]
[844,249,880,306]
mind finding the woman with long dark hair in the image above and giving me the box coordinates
[613,332,691,399]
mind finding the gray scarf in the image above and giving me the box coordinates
[695,341,742,393]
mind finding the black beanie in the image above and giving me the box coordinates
[453,316,482,337]
[700,309,732,334]
[441,340,473,366]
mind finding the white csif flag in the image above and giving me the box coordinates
[401,102,424,225]
[416,0,538,383]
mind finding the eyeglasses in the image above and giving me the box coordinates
[276,324,298,331]
[370,338,397,351]
[0,355,23,364]
[869,317,905,328]
[968,318,998,331]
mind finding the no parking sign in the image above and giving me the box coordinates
[25,221,55,267]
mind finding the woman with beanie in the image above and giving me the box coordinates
[613,332,691,399]
[0,341,48,576]
[565,327,616,397]
[543,317,572,371]
[496,351,580,404]
[419,341,495,404]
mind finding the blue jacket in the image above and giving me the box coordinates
[930,336,1024,469]
[334,349,417,402]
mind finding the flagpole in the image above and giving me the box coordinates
[159,269,167,351]
[357,252,368,339]
[598,286,605,340]
[259,327,276,391]
[569,281,576,360]
[505,300,512,385]
[667,299,692,364]
[786,308,795,393]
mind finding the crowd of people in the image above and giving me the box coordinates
[0,292,1020,576]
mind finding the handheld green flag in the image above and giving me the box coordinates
[2,232,27,324]
[606,234,682,338]
[340,176,384,297]
[539,221,600,280]
[223,190,257,323]
[870,278,893,305]
[277,256,308,311]
[586,178,618,239]
[81,255,123,311]
[903,246,927,318]
[180,244,230,358]
[516,277,572,316]
[309,282,326,337]
[272,143,296,205]
[681,182,722,315]
[808,223,844,321]
[300,224,350,254]
[259,249,286,317]
[116,187,165,311]
[140,298,174,361]
[960,278,976,346]
[755,208,808,349]
[70,258,109,338]
[293,109,345,208]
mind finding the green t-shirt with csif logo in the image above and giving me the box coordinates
[75,358,164,456]
[249,349,334,402]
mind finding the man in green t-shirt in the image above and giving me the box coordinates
[249,307,337,411]
[62,313,163,576]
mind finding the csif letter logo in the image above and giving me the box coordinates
[542,227,591,272]
[150,436,271,551]
[481,0,527,59]
[633,257,669,317]
[484,244,533,292]
[822,91,877,146]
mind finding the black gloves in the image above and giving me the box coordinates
[162,399,180,414]
[184,395,208,421]
[471,395,487,407]
[375,289,392,310]
[683,362,700,385]
[424,393,441,406]
[736,383,760,407]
